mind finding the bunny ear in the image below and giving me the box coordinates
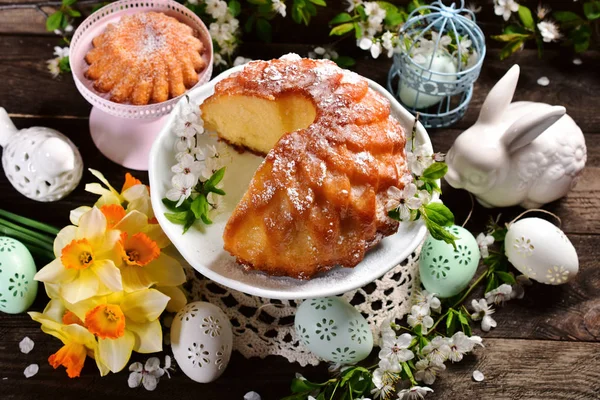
[502,106,566,153]
[478,65,520,125]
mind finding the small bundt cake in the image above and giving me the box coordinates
[201,55,410,279]
[85,12,206,105]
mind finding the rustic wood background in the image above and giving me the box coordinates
[0,0,599,399]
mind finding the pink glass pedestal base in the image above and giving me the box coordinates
[89,106,169,171]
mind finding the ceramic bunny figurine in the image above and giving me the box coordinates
[0,107,83,202]
[444,65,586,209]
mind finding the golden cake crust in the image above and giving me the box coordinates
[203,56,409,279]
[84,12,206,105]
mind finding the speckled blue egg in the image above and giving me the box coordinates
[419,225,480,298]
[0,237,38,314]
[295,296,373,364]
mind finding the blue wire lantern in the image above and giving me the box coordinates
[387,0,486,128]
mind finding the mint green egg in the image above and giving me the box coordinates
[0,237,38,314]
[295,297,373,364]
[419,225,480,298]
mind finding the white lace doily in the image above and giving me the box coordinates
[181,244,422,366]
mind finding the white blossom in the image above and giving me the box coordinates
[271,0,286,17]
[511,274,532,299]
[233,56,253,66]
[470,299,497,332]
[359,37,382,59]
[364,2,386,31]
[476,232,494,258]
[414,358,446,385]
[244,392,262,400]
[485,283,513,305]
[128,357,165,391]
[346,0,363,12]
[407,145,434,175]
[172,153,203,181]
[397,386,433,399]
[537,76,550,86]
[65,24,74,32]
[381,31,395,57]
[538,21,561,43]
[47,58,60,78]
[379,333,414,364]
[414,290,441,314]
[53,46,70,58]
[19,337,34,354]
[308,46,339,60]
[494,0,520,21]
[447,331,483,362]
[407,305,434,334]
[210,22,234,44]
[205,0,228,20]
[431,31,452,48]
[536,4,551,19]
[421,336,451,364]
[472,370,485,382]
[23,364,38,378]
[386,182,421,220]
[166,173,196,207]
[213,53,227,66]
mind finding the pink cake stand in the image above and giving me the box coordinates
[70,0,213,171]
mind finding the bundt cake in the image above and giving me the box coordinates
[201,55,410,279]
[84,12,207,105]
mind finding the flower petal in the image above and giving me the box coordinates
[54,226,77,257]
[60,269,100,304]
[120,289,170,323]
[76,207,107,242]
[156,286,187,313]
[43,299,66,323]
[34,259,77,284]
[128,371,143,388]
[145,254,186,288]
[121,265,154,292]
[113,210,147,236]
[69,206,92,226]
[142,374,159,391]
[145,224,170,248]
[98,331,135,373]
[127,319,163,353]
[92,260,123,292]
[62,324,97,349]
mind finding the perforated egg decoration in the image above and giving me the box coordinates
[0,237,38,314]
[295,296,373,364]
[171,301,233,383]
[505,218,578,285]
[419,225,480,298]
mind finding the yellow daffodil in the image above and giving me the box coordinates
[35,207,123,304]
[156,286,188,313]
[66,289,170,373]
[113,211,184,292]
[29,300,110,378]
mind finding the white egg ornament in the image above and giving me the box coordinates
[295,296,373,364]
[505,218,578,285]
[419,225,480,298]
[0,237,38,314]
[171,301,233,383]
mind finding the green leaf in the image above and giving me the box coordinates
[446,309,455,331]
[484,274,499,294]
[570,24,592,52]
[329,12,353,25]
[422,162,448,180]
[584,1,600,20]
[423,203,454,227]
[496,271,516,284]
[504,24,529,34]
[228,0,241,17]
[457,310,470,326]
[333,55,355,68]
[356,4,367,20]
[190,194,209,220]
[490,33,531,42]
[46,11,64,32]
[256,18,272,42]
[425,220,458,247]
[517,5,535,30]
[553,11,583,23]
[499,39,525,60]
[353,22,363,39]
[244,14,256,33]
[385,9,406,27]
[164,211,190,224]
[58,56,71,73]
[376,1,398,13]
[62,0,77,6]
[246,0,267,4]
[290,377,323,393]
[209,187,226,196]
[329,22,354,36]
[204,167,226,191]
[309,0,326,6]
[64,7,81,17]
[492,227,507,242]
[182,212,196,234]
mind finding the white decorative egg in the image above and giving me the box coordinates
[0,237,38,314]
[171,301,233,383]
[505,218,578,285]
[295,297,373,364]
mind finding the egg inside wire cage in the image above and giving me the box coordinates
[387,0,485,128]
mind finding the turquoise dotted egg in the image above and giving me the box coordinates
[295,297,373,364]
[419,225,480,298]
[0,237,38,314]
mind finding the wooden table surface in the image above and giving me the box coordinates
[1,1,600,399]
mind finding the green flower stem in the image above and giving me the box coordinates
[451,271,489,309]
[0,217,55,246]
[0,225,54,252]
[429,309,451,333]
[0,209,59,235]
[329,380,340,400]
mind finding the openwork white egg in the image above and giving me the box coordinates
[505,218,578,285]
[171,301,233,383]
[294,296,373,364]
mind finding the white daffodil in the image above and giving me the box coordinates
[414,290,442,314]
[171,153,203,181]
[447,331,483,362]
[512,274,532,299]
[494,0,520,21]
[421,336,451,365]
[471,299,497,332]
[397,386,433,399]
[271,0,286,17]
[538,21,562,43]
[379,333,415,364]
[359,37,382,59]
[407,145,434,175]
[476,232,494,258]
[407,305,434,334]
[165,173,196,207]
[485,284,514,305]
[414,358,446,385]
[128,357,165,391]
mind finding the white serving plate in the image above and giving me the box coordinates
[149,64,433,300]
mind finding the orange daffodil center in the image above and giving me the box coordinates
[62,311,84,326]
[85,304,126,340]
[119,232,160,267]
[61,239,94,270]
[48,342,87,378]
